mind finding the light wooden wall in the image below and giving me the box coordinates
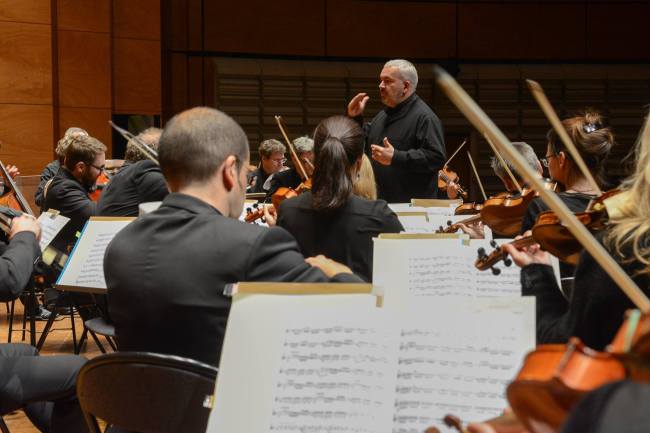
[0,0,162,175]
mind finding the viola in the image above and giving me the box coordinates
[479,180,557,237]
[438,166,468,200]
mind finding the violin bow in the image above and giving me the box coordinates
[467,151,488,201]
[526,80,602,196]
[274,116,308,181]
[443,138,467,167]
[484,134,523,193]
[434,65,650,312]
[108,121,159,165]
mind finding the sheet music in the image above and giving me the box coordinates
[268,317,397,433]
[37,211,70,251]
[374,240,521,305]
[56,218,133,290]
[396,213,435,233]
[393,298,535,433]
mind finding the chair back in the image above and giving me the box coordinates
[77,352,218,433]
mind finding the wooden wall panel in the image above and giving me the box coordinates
[0,21,52,104]
[458,4,586,60]
[326,0,456,59]
[113,0,160,40]
[58,107,112,155]
[57,0,110,33]
[163,0,188,50]
[113,38,161,114]
[0,0,50,24]
[168,53,188,117]
[202,0,325,56]
[57,30,111,108]
[0,104,53,175]
[587,4,650,60]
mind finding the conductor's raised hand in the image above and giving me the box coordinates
[370,137,394,166]
[347,93,369,117]
[10,214,41,241]
[305,255,353,278]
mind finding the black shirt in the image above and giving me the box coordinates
[520,232,650,350]
[266,168,302,198]
[361,93,446,203]
[521,192,595,233]
[97,160,168,217]
[277,191,404,281]
[43,167,97,252]
[247,167,272,194]
[104,193,363,366]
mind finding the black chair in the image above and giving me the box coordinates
[76,352,218,433]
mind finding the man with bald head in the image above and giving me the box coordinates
[348,59,446,202]
[104,107,361,367]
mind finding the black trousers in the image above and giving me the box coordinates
[0,343,88,433]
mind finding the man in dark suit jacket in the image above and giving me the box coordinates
[104,107,362,367]
[43,135,106,252]
[0,214,88,433]
[98,128,168,217]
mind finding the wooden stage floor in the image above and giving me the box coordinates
[1,301,103,433]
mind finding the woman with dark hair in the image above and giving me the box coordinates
[269,115,403,281]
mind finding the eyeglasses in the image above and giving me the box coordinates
[87,162,105,172]
[540,154,558,168]
[270,158,287,164]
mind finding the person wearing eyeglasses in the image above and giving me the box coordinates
[247,138,287,194]
[265,135,315,199]
[520,110,614,234]
[43,134,106,253]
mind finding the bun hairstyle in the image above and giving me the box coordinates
[312,116,365,211]
[546,109,614,185]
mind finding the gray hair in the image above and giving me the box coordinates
[258,139,286,158]
[293,136,314,154]
[159,107,249,188]
[490,142,539,181]
[56,127,88,158]
[124,127,162,162]
[384,59,418,90]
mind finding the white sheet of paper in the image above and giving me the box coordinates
[373,239,523,308]
[56,218,134,290]
[207,293,389,433]
[394,297,535,433]
[207,293,535,433]
[37,211,70,251]
[396,213,435,233]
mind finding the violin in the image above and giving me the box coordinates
[436,214,481,234]
[454,202,483,215]
[479,180,557,238]
[271,116,312,209]
[439,166,469,200]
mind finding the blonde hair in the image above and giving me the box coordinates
[353,154,377,200]
[605,112,650,274]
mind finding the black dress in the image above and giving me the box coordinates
[277,191,404,281]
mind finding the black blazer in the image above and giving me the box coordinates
[97,160,169,217]
[43,167,97,252]
[104,193,363,367]
[0,232,40,302]
[277,192,404,281]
